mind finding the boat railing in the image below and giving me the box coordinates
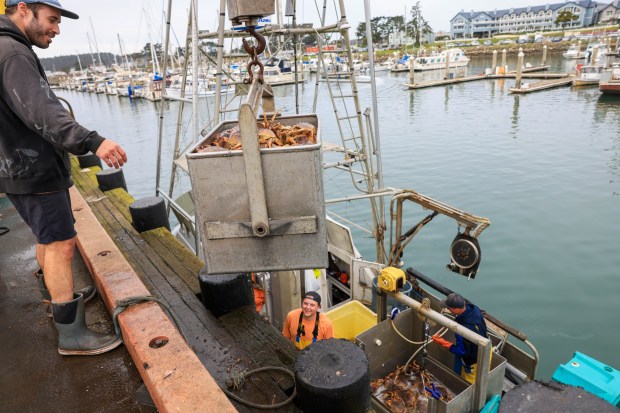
[382,290,493,412]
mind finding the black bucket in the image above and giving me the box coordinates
[198,268,253,318]
[295,339,370,413]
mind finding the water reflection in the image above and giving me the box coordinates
[511,95,521,135]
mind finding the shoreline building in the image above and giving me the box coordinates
[597,0,620,24]
[449,1,612,39]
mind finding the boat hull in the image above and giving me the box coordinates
[599,82,620,94]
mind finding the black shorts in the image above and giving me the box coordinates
[7,190,77,244]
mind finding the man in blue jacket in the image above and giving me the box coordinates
[1,1,127,355]
[432,293,489,383]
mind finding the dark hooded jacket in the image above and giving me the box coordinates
[0,14,105,194]
[449,303,488,370]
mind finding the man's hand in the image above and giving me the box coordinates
[431,335,452,349]
[95,139,127,169]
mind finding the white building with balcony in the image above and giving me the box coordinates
[450,1,608,39]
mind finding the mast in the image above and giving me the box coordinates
[86,32,97,67]
[213,0,227,123]
[364,0,386,264]
[89,17,104,68]
[76,51,83,72]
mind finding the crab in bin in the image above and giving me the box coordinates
[194,111,317,152]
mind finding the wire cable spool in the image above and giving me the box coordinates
[295,339,370,413]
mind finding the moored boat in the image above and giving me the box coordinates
[413,48,470,71]
[573,63,605,87]
[563,43,587,59]
[599,65,620,95]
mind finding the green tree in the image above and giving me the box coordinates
[405,1,433,46]
[357,16,406,47]
[555,9,579,31]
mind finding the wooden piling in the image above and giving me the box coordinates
[409,55,414,85]
[591,46,599,65]
[492,50,497,74]
[542,45,547,66]
[501,49,507,73]
[444,51,450,80]
[515,49,524,90]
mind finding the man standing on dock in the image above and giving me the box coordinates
[1,1,127,355]
[282,291,334,350]
[432,293,489,384]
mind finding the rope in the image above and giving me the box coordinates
[112,296,186,341]
[222,366,297,409]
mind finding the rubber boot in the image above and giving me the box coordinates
[35,268,97,303]
[52,293,123,356]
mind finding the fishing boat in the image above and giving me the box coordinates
[413,48,470,71]
[166,74,234,99]
[599,65,620,95]
[572,63,605,87]
[11,0,614,411]
[144,0,620,411]
[261,55,304,86]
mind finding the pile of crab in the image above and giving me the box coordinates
[194,112,317,152]
[370,360,455,413]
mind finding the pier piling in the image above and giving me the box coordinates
[591,46,599,65]
[515,50,524,90]
[542,45,547,67]
[409,56,414,85]
[492,50,497,74]
[502,49,507,73]
[444,51,451,80]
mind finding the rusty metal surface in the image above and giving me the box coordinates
[0,194,154,413]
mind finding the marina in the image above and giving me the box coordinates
[35,51,620,411]
[2,1,620,412]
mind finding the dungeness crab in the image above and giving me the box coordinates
[194,111,317,152]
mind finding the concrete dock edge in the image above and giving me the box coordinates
[69,186,237,413]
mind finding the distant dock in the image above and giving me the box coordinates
[509,76,574,94]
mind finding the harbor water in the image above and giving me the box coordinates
[55,54,620,379]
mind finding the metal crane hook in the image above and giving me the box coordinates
[242,26,266,84]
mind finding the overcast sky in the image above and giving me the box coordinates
[35,0,523,58]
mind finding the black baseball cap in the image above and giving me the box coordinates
[303,291,321,305]
[441,293,466,309]
[5,0,79,19]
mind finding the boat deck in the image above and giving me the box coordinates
[0,194,154,413]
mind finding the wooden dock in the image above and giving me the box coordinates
[509,76,574,94]
[70,158,300,412]
[405,66,568,90]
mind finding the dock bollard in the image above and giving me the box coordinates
[77,152,102,168]
[129,196,170,232]
[295,339,370,413]
[96,168,127,192]
[198,268,254,318]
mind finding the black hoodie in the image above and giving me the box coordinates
[0,14,105,194]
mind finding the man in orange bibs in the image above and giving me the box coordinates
[282,291,333,350]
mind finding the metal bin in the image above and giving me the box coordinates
[185,114,328,274]
[356,308,506,413]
